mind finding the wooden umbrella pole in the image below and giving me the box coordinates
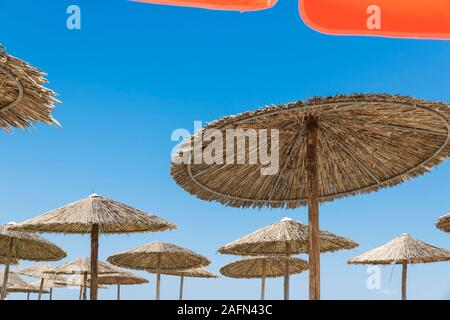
[283,243,290,300]
[156,255,161,300]
[83,272,88,301]
[179,275,184,300]
[402,261,408,300]
[79,285,82,300]
[90,223,99,300]
[306,115,320,301]
[38,278,45,300]
[117,284,121,300]
[1,238,13,300]
[49,288,53,301]
[261,259,266,301]
[27,292,30,300]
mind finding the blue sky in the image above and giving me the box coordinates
[0,0,449,300]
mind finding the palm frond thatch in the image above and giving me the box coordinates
[12,194,176,234]
[219,218,358,256]
[0,224,66,261]
[0,270,47,293]
[97,270,149,285]
[108,242,210,271]
[47,257,122,275]
[436,213,450,232]
[171,94,450,209]
[148,266,218,279]
[220,256,308,279]
[348,233,450,265]
[0,44,60,131]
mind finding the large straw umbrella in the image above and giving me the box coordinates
[218,217,358,300]
[171,94,450,299]
[0,224,66,300]
[12,193,176,300]
[220,256,308,300]
[29,278,66,300]
[0,44,59,131]
[348,233,450,300]
[0,271,49,300]
[151,266,217,300]
[108,242,210,300]
[46,257,121,300]
[16,265,67,300]
[98,270,149,300]
[436,213,450,233]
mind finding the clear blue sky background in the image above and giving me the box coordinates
[0,0,449,300]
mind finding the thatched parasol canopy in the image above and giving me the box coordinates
[0,271,48,294]
[436,213,450,233]
[0,44,59,131]
[12,193,176,300]
[108,242,210,300]
[0,224,66,300]
[97,270,148,300]
[348,233,450,265]
[171,94,450,300]
[48,257,121,275]
[219,217,358,256]
[0,224,66,261]
[220,256,308,279]
[220,256,308,300]
[348,233,450,300]
[0,256,18,266]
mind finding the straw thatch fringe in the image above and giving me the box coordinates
[436,213,450,232]
[97,270,149,285]
[348,233,450,265]
[0,270,48,293]
[0,224,66,261]
[0,256,18,265]
[147,266,218,279]
[220,256,308,279]
[171,94,450,209]
[47,257,122,275]
[108,242,211,271]
[12,194,176,234]
[219,218,358,255]
[0,44,60,131]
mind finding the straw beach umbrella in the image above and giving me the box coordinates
[153,266,217,300]
[29,276,69,300]
[98,270,149,300]
[348,233,450,300]
[220,257,308,300]
[218,217,358,300]
[12,193,176,300]
[436,213,450,233]
[0,224,66,300]
[0,271,49,300]
[0,44,59,131]
[171,94,450,299]
[16,265,67,300]
[46,257,121,300]
[108,242,210,300]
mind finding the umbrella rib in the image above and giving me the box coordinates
[245,259,260,278]
[268,130,306,201]
[0,66,24,113]
[326,116,448,136]
[319,123,380,184]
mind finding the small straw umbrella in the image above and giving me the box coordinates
[171,94,450,299]
[151,266,217,300]
[436,213,450,233]
[97,270,149,300]
[53,276,108,300]
[16,265,67,300]
[0,44,60,131]
[220,257,308,300]
[0,271,49,300]
[218,217,358,300]
[12,193,176,300]
[46,257,121,300]
[0,224,66,300]
[108,242,210,300]
[29,276,69,300]
[348,233,450,300]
